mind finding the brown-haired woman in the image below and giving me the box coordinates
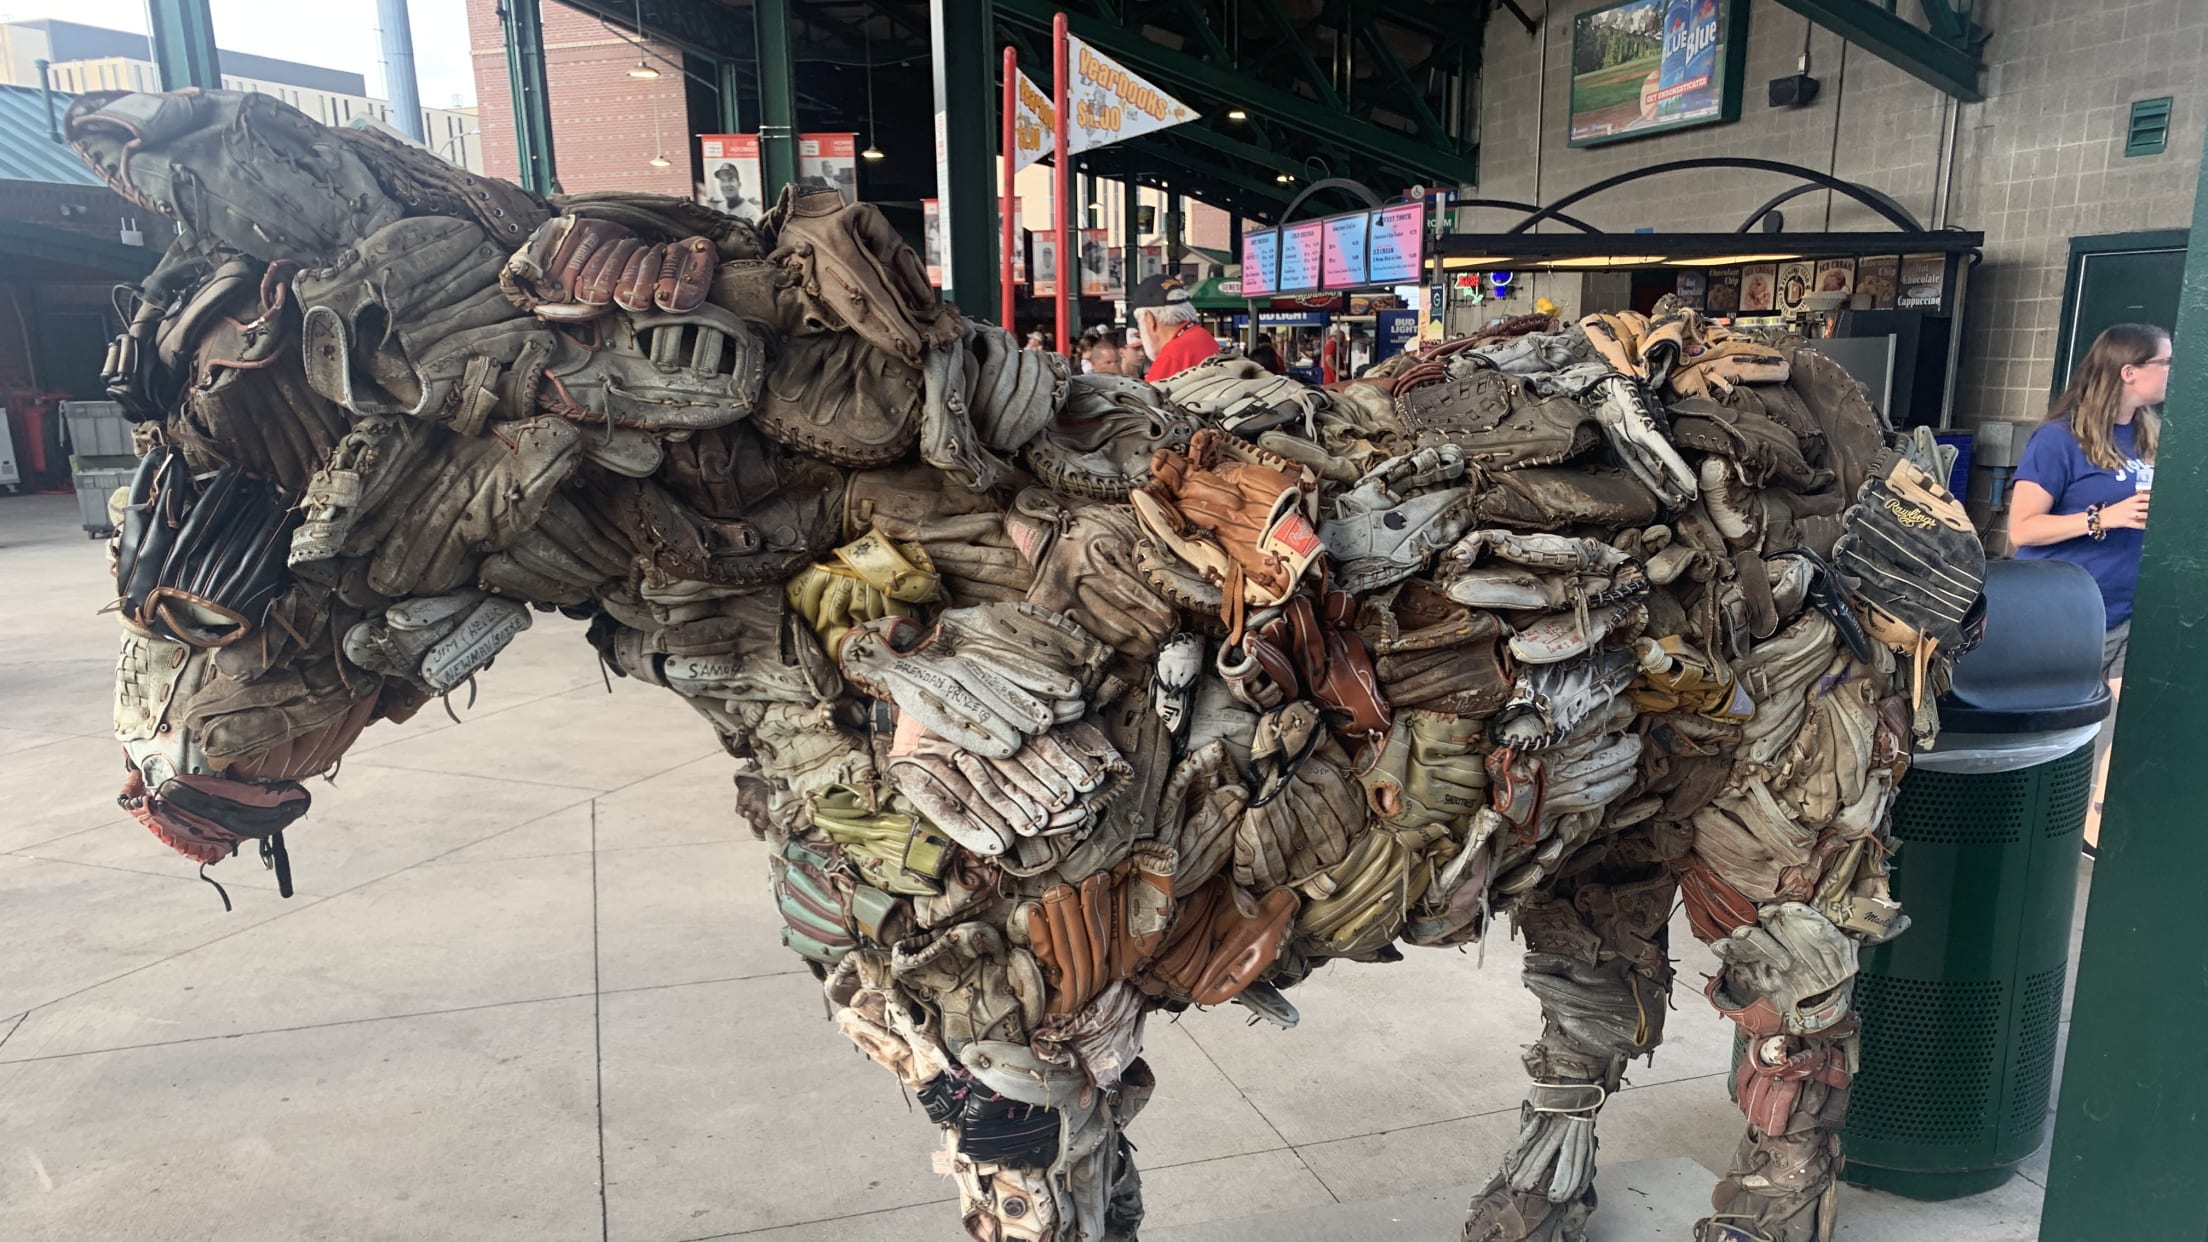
[2007,322,2170,846]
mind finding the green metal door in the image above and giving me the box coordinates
[2051,230,2189,393]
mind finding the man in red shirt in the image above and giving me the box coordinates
[1131,274,1219,382]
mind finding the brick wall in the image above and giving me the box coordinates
[1471,0,2203,430]
[465,0,693,198]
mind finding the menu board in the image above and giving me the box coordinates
[1367,203,1424,285]
[1898,253,1947,309]
[1278,220,1325,293]
[1853,256,1899,310]
[1240,229,1280,298]
[1322,214,1369,289]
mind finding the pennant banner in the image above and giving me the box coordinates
[1065,37,1198,154]
[1012,71,1054,171]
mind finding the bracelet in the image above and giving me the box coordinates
[2086,504,2106,541]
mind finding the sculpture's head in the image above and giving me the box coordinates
[72,87,943,895]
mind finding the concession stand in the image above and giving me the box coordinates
[1238,201,1426,379]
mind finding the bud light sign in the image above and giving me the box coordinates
[1568,0,1743,148]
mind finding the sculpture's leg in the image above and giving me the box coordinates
[1463,865,1677,1242]
[1688,796,1900,1242]
[947,1061,1150,1242]
[1693,894,1873,1242]
[1697,1024,1855,1242]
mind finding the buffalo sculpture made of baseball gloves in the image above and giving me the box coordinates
[79,88,1983,1242]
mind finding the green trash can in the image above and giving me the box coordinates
[1841,558,2110,1199]
[1841,744,2095,1198]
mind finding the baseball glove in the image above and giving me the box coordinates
[1832,438,1986,695]
[1131,429,1323,622]
[765,184,961,368]
[166,261,350,491]
[751,330,923,466]
[117,450,299,649]
[1026,375,1194,500]
[66,89,402,263]
[1138,877,1298,1006]
[297,215,555,432]
[1394,362,1598,470]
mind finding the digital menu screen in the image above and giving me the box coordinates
[1322,213,1369,289]
[1366,203,1424,285]
[1239,229,1280,298]
[1277,220,1325,293]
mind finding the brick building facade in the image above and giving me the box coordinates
[464,0,692,197]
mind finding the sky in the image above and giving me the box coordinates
[1,0,480,107]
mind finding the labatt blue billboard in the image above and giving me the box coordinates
[1567,0,1747,147]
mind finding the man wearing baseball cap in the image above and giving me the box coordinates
[1129,273,1218,382]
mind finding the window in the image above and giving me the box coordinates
[2125,98,2173,158]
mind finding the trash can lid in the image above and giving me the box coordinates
[1935,559,2112,732]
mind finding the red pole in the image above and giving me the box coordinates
[1001,46,1018,331]
[1052,11,1070,356]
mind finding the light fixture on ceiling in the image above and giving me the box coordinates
[642,0,670,173]
[625,0,659,78]
[1541,254,1669,268]
[860,26,884,163]
[1667,252,1803,266]
[1227,108,1248,121]
[1275,172,1294,184]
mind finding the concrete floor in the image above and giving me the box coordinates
[0,493,2071,1241]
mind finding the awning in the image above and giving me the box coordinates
[1187,275,1246,311]
[0,217,160,279]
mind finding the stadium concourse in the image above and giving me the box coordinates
[2,493,2070,1239]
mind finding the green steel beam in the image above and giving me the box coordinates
[716,59,744,132]
[500,0,558,196]
[555,0,744,61]
[1381,1,1494,51]
[1168,0,1236,68]
[2039,115,2208,1241]
[146,0,220,91]
[996,0,1477,186]
[1133,139,1296,211]
[1249,0,1341,111]
[1122,150,1140,328]
[1769,0,1983,101]
[1917,0,1978,43]
[755,0,799,197]
[929,0,997,315]
[1169,122,1305,178]
[1352,9,1447,145]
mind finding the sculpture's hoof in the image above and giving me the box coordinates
[1462,1178,1594,1242]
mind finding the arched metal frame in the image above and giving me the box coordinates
[1503,157,1930,236]
[1278,177,1383,222]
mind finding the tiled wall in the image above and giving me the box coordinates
[1471,0,2203,432]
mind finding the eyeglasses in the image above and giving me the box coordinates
[2138,357,2174,368]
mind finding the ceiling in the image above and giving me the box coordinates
[555,0,1495,223]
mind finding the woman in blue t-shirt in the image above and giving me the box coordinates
[2007,322,2169,846]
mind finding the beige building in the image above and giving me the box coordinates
[0,18,482,172]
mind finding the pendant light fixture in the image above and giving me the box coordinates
[625,0,659,78]
[860,26,885,160]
